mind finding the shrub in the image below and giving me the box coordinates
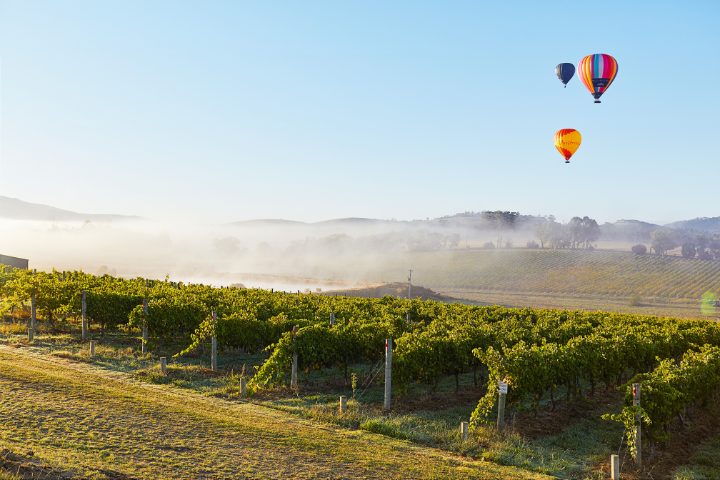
[631,244,647,255]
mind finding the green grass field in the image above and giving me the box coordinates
[0,343,551,480]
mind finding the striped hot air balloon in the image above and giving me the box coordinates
[554,129,582,163]
[578,53,618,103]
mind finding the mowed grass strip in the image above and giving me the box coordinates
[0,347,548,480]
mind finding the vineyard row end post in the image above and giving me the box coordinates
[81,290,87,341]
[142,298,149,354]
[28,293,37,341]
[611,454,620,480]
[211,310,218,372]
[633,382,642,469]
[291,325,299,390]
[339,395,347,414]
[497,380,508,431]
[384,337,392,411]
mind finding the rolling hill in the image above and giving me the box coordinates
[0,196,139,222]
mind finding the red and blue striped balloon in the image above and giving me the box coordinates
[578,53,618,103]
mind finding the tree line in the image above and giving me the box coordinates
[645,229,720,259]
[534,216,601,249]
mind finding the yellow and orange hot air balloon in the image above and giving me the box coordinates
[554,129,582,163]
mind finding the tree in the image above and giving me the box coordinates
[568,216,600,249]
[535,216,557,249]
[698,249,713,260]
[650,229,679,256]
[631,244,647,255]
[681,242,697,259]
[695,234,711,259]
[568,217,584,249]
[482,211,519,249]
[580,216,601,248]
[709,236,720,260]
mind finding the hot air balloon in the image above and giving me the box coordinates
[554,129,582,163]
[555,63,575,87]
[578,53,618,103]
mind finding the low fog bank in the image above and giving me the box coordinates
[1,217,547,289]
[4,211,707,290]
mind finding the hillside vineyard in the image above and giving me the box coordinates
[3,267,720,456]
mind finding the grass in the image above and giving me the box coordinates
[0,344,549,480]
[3,329,635,478]
[0,330,622,479]
[249,363,624,479]
[4,328,709,480]
[672,434,720,479]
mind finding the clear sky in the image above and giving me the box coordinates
[1,0,718,224]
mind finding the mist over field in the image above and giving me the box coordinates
[1,216,508,287]
[4,197,720,302]
[0,210,556,286]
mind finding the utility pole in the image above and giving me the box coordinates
[407,269,413,299]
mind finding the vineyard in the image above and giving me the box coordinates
[313,249,720,317]
[366,249,720,299]
[2,267,720,478]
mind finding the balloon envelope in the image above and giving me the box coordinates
[554,129,582,163]
[578,53,618,103]
[555,63,575,86]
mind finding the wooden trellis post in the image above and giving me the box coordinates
[291,325,299,389]
[81,290,87,341]
[384,337,393,410]
[211,310,218,372]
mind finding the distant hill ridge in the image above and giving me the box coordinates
[0,196,139,222]
[665,217,720,233]
[3,196,719,233]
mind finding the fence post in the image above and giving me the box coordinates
[339,395,347,414]
[211,310,218,372]
[160,357,167,375]
[497,380,508,431]
[611,454,620,480]
[81,290,87,341]
[633,383,642,469]
[142,298,149,354]
[290,325,299,389]
[28,293,37,341]
[240,377,247,397]
[384,337,393,411]
[460,421,469,441]
[89,340,95,357]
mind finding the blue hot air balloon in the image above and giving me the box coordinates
[555,63,575,88]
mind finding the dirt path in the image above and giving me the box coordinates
[0,345,548,480]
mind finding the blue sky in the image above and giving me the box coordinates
[1,0,718,224]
